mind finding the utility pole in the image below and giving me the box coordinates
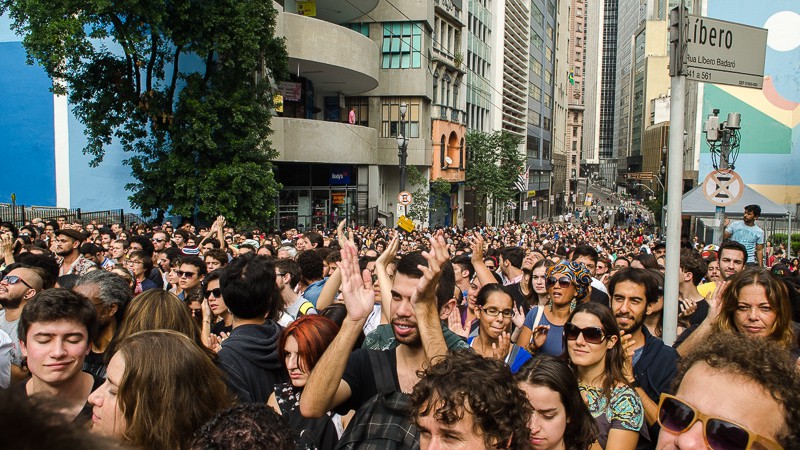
[704,109,741,245]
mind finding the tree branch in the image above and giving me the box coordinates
[146,28,159,93]
[203,50,215,83]
[108,14,136,97]
[166,44,183,114]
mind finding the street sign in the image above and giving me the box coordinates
[684,15,767,89]
[396,203,407,219]
[624,172,654,180]
[397,215,415,233]
[397,191,413,206]
[527,190,536,198]
[702,169,744,207]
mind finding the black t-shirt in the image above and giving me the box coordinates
[687,300,709,326]
[589,287,610,307]
[336,348,399,416]
[211,321,233,336]
[83,350,107,379]
[12,372,104,425]
[504,283,530,311]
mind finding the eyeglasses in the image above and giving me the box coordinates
[545,276,573,289]
[657,394,782,450]
[204,288,222,299]
[564,322,607,344]
[176,270,197,278]
[1,275,33,289]
[479,306,515,318]
[126,260,144,265]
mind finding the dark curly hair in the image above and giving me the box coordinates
[674,332,800,448]
[190,402,296,450]
[411,350,533,450]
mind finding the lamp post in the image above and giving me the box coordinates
[396,102,409,193]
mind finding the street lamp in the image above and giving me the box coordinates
[397,102,409,193]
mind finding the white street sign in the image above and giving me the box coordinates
[684,15,767,89]
[397,191,413,206]
[702,170,744,207]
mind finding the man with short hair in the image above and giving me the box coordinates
[54,229,94,276]
[300,235,453,447]
[0,267,44,382]
[73,270,132,378]
[724,204,764,266]
[173,229,189,249]
[217,253,286,402]
[98,228,115,250]
[451,254,474,304]
[151,230,169,252]
[657,333,800,449]
[177,256,207,301]
[614,256,631,268]
[677,250,708,326]
[274,258,317,326]
[108,239,128,264]
[696,240,747,298]
[609,267,679,443]
[297,250,326,307]
[411,350,532,450]
[651,242,666,259]
[16,288,102,424]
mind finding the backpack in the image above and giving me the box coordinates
[335,351,419,450]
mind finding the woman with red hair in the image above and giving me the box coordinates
[267,315,341,449]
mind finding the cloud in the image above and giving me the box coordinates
[764,11,800,52]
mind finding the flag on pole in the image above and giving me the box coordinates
[568,69,574,85]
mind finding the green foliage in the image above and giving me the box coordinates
[1,0,288,224]
[465,130,524,222]
[406,166,428,223]
[770,233,800,255]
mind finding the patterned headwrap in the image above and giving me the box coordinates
[546,260,593,300]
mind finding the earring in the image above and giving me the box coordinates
[548,297,553,311]
[569,299,576,313]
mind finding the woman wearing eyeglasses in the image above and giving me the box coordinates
[514,260,593,357]
[566,302,648,450]
[467,284,532,373]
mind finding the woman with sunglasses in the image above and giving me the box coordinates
[467,284,532,373]
[566,302,648,450]
[201,271,232,350]
[514,260,593,357]
[515,355,598,450]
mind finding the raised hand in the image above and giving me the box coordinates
[470,231,485,263]
[337,234,375,321]
[447,307,470,338]
[530,325,550,351]
[376,234,399,272]
[705,280,727,324]
[678,298,697,321]
[620,330,636,384]
[491,331,512,361]
[511,304,526,329]
[412,230,449,308]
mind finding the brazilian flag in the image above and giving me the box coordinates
[569,69,574,85]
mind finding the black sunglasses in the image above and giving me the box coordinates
[564,322,607,344]
[545,276,572,289]
[204,288,221,299]
[657,394,782,450]
[1,275,33,289]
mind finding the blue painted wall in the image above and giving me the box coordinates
[0,41,56,206]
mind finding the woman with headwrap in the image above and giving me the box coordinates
[513,260,593,356]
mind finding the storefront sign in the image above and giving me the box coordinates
[279,82,302,101]
[332,191,346,205]
[330,166,351,185]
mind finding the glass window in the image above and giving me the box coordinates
[545,46,552,62]
[529,84,542,101]
[531,59,542,77]
[381,98,421,138]
[345,97,369,126]
[531,31,543,51]
[531,3,544,26]
[382,22,423,69]
[347,23,370,37]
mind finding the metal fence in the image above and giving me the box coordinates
[0,204,144,228]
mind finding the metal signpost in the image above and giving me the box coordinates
[661,3,766,345]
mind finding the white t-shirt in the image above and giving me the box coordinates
[0,329,12,389]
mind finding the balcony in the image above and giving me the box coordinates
[271,117,379,165]
[433,104,466,124]
[277,0,379,24]
[279,12,379,95]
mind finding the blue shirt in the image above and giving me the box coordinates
[726,220,764,263]
[522,306,565,357]
[303,277,328,307]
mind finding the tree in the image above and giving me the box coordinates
[465,130,524,222]
[404,166,452,225]
[1,0,289,224]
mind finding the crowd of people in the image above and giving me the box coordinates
[0,204,799,450]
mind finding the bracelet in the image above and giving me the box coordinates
[203,320,212,324]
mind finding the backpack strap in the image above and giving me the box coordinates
[367,350,396,394]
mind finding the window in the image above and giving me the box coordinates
[543,117,552,131]
[529,110,541,126]
[347,23,370,37]
[382,22,423,69]
[572,127,578,137]
[381,98,420,138]
[545,46,552,62]
[345,97,369,126]
[531,31,543,51]
[544,93,552,109]
[571,154,577,164]
[531,59,542,77]
[531,3,544,27]
[529,84,542,101]
[546,25,554,40]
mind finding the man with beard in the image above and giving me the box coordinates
[53,229,94,276]
[609,267,678,448]
[300,233,453,448]
[0,267,44,382]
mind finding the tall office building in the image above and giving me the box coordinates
[582,0,602,178]
[597,0,619,188]
[567,0,587,201]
